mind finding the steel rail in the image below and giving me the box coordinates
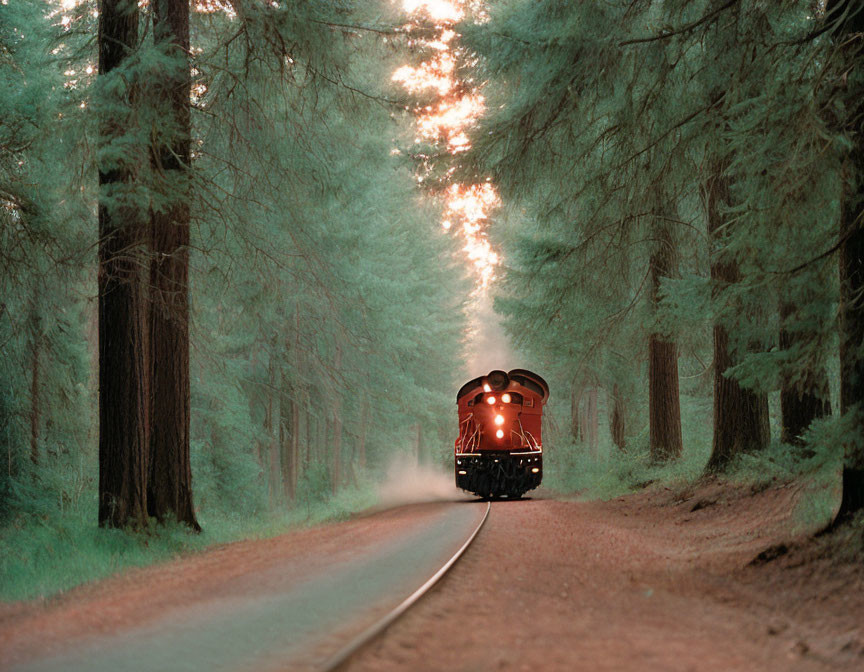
[317,500,492,672]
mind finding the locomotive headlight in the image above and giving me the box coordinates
[483,383,491,392]
[495,429,504,439]
[531,467,540,473]
[486,396,496,405]
[501,393,511,403]
[494,414,504,425]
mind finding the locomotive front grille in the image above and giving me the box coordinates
[454,451,543,498]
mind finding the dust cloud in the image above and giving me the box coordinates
[375,455,468,508]
[464,290,514,378]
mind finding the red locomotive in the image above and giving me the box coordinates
[454,369,549,499]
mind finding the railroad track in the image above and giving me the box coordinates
[317,500,492,672]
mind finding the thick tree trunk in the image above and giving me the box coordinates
[829,0,864,517]
[609,383,626,451]
[98,0,151,529]
[779,303,831,446]
[838,108,864,515]
[648,217,683,462]
[703,171,770,471]
[147,0,198,529]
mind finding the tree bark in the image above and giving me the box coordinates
[586,387,599,458]
[98,0,151,529]
[264,355,281,509]
[357,396,369,471]
[609,383,626,451]
[570,377,581,444]
[331,349,343,494]
[779,303,831,446]
[280,381,298,501]
[648,216,683,462]
[305,403,314,468]
[823,0,864,517]
[147,0,198,529]
[703,170,770,471]
[28,287,40,466]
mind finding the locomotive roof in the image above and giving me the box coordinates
[456,369,549,403]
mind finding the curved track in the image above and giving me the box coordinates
[4,501,490,672]
[318,500,491,672]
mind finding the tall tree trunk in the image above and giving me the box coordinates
[586,387,599,458]
[578,391,588,444]
[281,308,300,500]
[648,216,683,462]
[357,396,369,472]
[98,0,150,529]
[570,377,581,444]
[703,170,770,471]
[779,302,831,446]
[265,356,281,508]
[331,349,343,494]
[331,409,342,493]
[305,402,314,468]
[280,381,298,501]
[609,383,626,451]
[147,0,198,529]
[28,287,40,466]
[826,0,864,517]
[839,215,864,514]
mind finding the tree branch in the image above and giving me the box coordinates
[619,0,740,47]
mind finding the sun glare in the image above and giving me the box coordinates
[402,0,464,22]
[396,0,499,288]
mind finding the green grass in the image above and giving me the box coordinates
[0,481,377,604]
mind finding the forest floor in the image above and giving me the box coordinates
[348,477,864,672]
[1,477,862,671]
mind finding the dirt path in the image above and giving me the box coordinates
[347,481,864,672]
[0,502,483,672]
[1,481,861,672]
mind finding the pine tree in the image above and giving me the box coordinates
[147,0,198,530]
[97,0,151,528]
[830,0,864,516]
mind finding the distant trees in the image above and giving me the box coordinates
[457,0,863,494]
[2,1,467,535]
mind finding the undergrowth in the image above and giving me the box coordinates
[544,395,846,528]
[0,478,377,603]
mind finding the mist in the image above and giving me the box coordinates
[463,290,515,378]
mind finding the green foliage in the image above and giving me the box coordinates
[0,479,376,603]
[1,0,469,600]
[450,0,863,488]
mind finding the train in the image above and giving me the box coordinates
[454,369,549,499]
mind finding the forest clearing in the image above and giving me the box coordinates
[2,1,864,670]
